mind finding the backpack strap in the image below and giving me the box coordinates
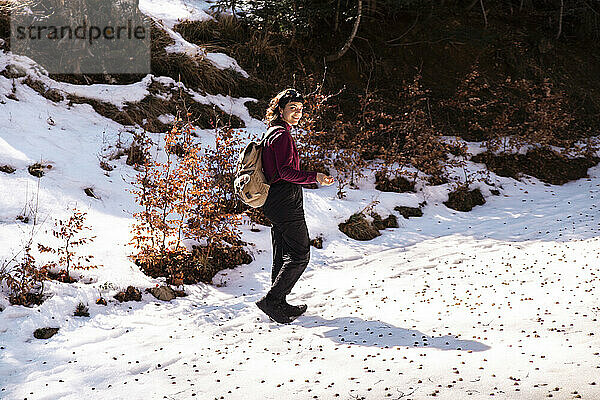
[261,125,284,185]
[261,125,285,147]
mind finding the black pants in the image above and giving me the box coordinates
[261,180,311,302]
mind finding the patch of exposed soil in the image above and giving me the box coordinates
[471,148,600,185]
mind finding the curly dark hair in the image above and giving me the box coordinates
[265,88,304,126]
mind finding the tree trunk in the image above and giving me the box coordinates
[480,0,488,28]
[556,0,564,39]
[334,0,341,32]
[326,0,362,62]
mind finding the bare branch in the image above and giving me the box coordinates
[557,0,564,39]
[333,0,341,32]
[583,0,600,16]
[326,0,362,62]
[386,14,419,44]
[480,0,488,28]
[466,0,478,11]
[388,37,455,47]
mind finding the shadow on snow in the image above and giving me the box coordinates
[293,315,490,352]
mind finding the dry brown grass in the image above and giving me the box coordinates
[244,99,268,121]
[0,1,10,50]
[151,21,246,97]
[374,171,416,193]
[444,186,486,212]
[41,20,249,100]
[471,148,600,185]
[67,94,126,120]
[22,76,46,94]
[338,212,381,241]
[21,77,64,102]
[394,205,424,219]
[370,212,398,230]
[3,17,253,130]
[49,73,145,86]
[173,17,280,100]
[66,78,243,131]
[176,15,245,47]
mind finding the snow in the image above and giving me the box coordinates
[0,53,151,109]
[1,28,600,400]
[204,52,249,78]
[138,0,213,29]
[0,51,260,129]
[139,0,250,78]
[191,90,263,129]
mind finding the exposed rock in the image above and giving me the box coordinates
[84,187,100,199]
[394,206,424,219]
[33,327,59,339]
[310,236,323,249]
[114,286,142,302]
[27,163,46,178]
[0,165,16,174]
[96,297,107,306]
[149,285,176,301]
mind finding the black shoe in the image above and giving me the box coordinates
[256,296,291,324]
[282,301,307,317]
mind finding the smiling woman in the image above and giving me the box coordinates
[256,88,334,324]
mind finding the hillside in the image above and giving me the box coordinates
[1,1,600,400]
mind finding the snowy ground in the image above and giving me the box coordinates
[1,1,600,398]
[2,64,600,399]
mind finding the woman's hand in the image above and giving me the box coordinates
[316,172,335,186]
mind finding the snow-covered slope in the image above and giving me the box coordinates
[2,56,600,397]
[139,0,249,77]
[1,1,600,399]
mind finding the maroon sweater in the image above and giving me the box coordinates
[262,122,318,185]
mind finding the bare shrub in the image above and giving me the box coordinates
[38,208,100,283]
[1,245,47,306]
[130,110,247,285]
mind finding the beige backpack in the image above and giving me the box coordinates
[233,126,283,208]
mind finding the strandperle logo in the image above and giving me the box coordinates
[14,20,147,44]
[10,0,150,74]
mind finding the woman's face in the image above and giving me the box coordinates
[280,101,303,126]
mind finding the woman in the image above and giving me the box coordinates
[256,88,335,324]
